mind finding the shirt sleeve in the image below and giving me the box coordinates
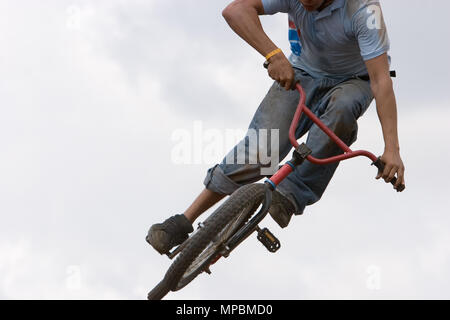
[352,1,390,61]
[261,0,291,15]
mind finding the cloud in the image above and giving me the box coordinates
[0,0,449,300]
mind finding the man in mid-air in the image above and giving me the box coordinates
[147,0,405,254]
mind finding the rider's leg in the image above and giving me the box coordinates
[147,69,314,253]
[201,70,319,227]
[146,70,309,253]
[276,78,374,215]
[184,189,225,223]
[202,68,317,197]
[180,81,305,226]
[147,73,372,253]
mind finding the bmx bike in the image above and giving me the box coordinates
[147,82,404,300]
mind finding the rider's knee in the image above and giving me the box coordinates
[327,94,359,124]
[323,94,361,144]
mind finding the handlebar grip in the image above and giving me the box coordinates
[372,157,405,192]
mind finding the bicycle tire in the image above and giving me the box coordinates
[147,183,266,300]
[174,195,263,291]
[147,279,171,301]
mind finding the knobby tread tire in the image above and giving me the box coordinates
[147,183,266,300]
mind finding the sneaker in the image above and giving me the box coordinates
[269,190,296,228]
[146,214,194,255]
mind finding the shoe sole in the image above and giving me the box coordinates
[146,225,171,255]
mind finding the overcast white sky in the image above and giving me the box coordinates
[1,0,450,300]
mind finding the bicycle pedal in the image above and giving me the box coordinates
[257,227,281,253]
[197,222,205,229]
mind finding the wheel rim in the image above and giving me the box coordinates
[176,199,262,289]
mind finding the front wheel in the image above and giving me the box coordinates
[147,183,266,300]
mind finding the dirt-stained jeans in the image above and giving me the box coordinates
[203,68,374,215]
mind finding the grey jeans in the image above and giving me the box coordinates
[203,68,374,215]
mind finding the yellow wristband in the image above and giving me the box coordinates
[265,48,282,61]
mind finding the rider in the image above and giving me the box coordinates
[147,0,406,255]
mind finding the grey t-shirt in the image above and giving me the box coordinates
[261,0,390,79]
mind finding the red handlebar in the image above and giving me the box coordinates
[269,83,404,192]
[289,83,378,164]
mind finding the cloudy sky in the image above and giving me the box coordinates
[1,0,449,300]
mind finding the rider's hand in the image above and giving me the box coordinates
[376,148,406,190]
[267,53,296,91]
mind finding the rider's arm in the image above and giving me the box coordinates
[353,2,405,189]
[222,0,295,90]
[365,53,405,189]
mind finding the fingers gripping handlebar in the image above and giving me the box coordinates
[372,158,406,192]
